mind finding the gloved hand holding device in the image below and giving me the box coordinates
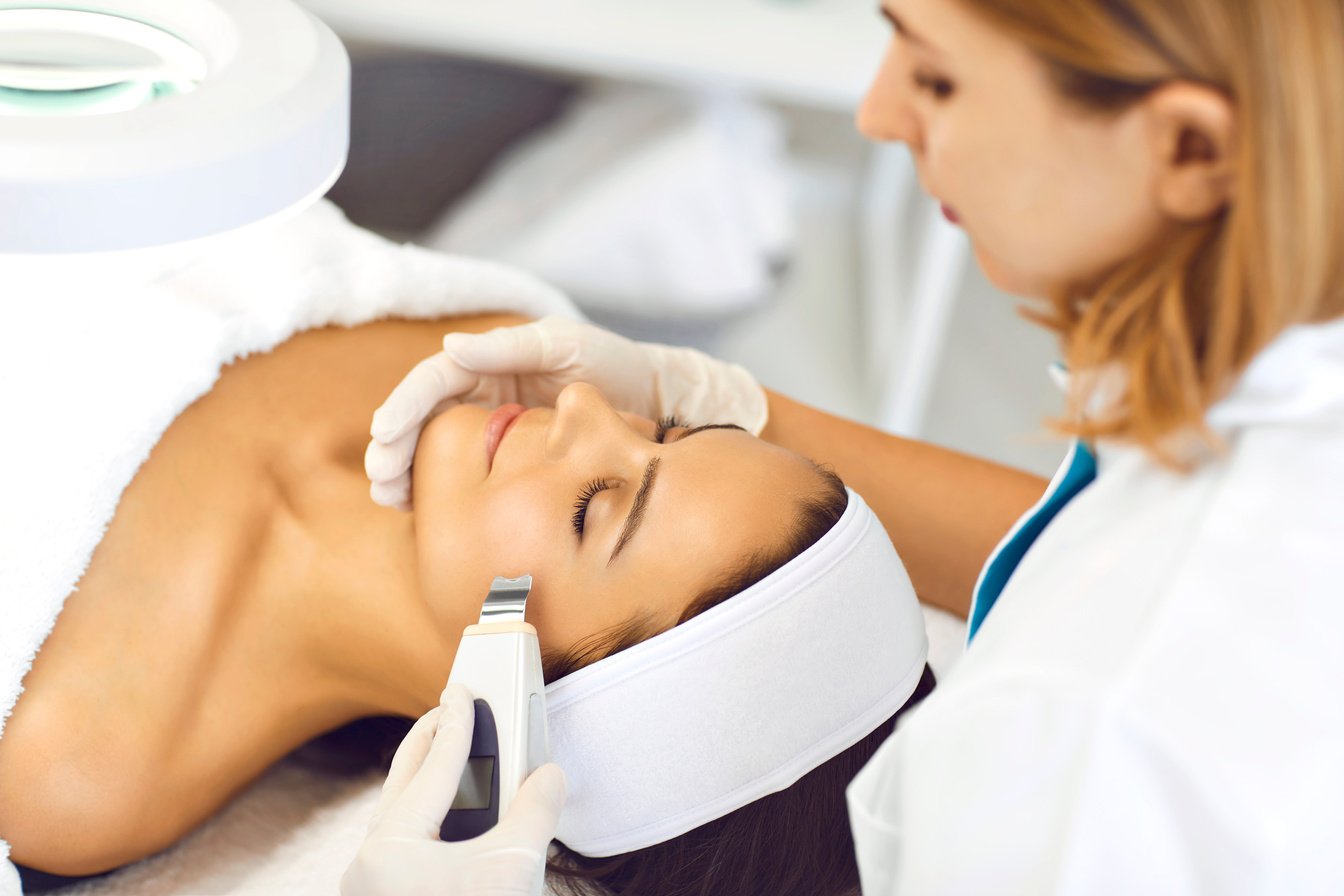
[365,316,768,509]
[341,683,566,896]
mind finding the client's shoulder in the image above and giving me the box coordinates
[0,702,166,877]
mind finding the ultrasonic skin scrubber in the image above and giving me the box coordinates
[440,574,551,841]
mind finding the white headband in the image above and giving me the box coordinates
[546,488,927,856]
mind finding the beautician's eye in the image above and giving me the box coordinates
[654,415,688,443]
[572,478,612,538]
[912,71,955,100]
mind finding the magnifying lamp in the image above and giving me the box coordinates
[0,0,349,253]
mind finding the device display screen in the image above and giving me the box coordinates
[451,756,496,810]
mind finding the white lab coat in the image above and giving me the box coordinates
[848,318,1344,895]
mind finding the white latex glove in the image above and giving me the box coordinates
[341,683,566,896]
[365,316,768,509]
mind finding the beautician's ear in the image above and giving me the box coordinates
[1144,81,1237,221]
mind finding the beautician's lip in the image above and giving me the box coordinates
[941,203,960,225]
[485,403,526,470]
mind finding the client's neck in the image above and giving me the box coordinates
[256,447,458,727]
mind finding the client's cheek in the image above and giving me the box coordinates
[476,482,557,550]
[440,510,551,617]
[528,594,595,658]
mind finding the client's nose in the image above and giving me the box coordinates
[546,383,645,463]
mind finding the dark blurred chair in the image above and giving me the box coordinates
[328,53,576,234]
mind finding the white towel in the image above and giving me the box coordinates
[0,199,577,892]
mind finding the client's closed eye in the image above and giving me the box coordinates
[654,415,687,443]
[572,478,612,538]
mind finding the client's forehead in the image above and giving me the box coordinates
[665,428,818,517]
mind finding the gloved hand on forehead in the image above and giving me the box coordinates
[341,684,566,896]
[365,316,768,510]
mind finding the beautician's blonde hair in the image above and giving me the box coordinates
[963,0,1344,466]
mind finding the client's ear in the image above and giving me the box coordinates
[1143,81,1237,222]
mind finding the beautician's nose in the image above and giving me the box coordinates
[546,383,649,464]
[856,41,924,151]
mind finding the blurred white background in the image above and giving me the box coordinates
[301,0,1068,477]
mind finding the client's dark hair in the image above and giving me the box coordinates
[295,467,934,896]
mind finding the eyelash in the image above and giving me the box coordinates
[654,415,687,443]
[571,479,612,538]
[570,416,688,538]
[912,71,955,100]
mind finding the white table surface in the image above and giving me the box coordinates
[298,0,888,111]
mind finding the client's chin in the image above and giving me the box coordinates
[411,404,491,511]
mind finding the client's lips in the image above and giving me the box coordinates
[940,203,960,225]
[485,403,526,470]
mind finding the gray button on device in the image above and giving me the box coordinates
[527,693,548,769]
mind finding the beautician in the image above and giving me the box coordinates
[352,0,1344,892]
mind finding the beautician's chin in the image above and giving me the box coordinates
[971,241,1051,301]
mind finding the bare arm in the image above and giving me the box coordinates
[760,390,1049,619]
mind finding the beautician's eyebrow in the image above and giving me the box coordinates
[607,423,749,564]
[880,6,942,53]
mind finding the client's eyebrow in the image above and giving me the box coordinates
[610,457,660,564]
[676,423,747,439]
[607,423,748,564]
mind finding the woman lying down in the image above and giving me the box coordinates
[0,312,931,896]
